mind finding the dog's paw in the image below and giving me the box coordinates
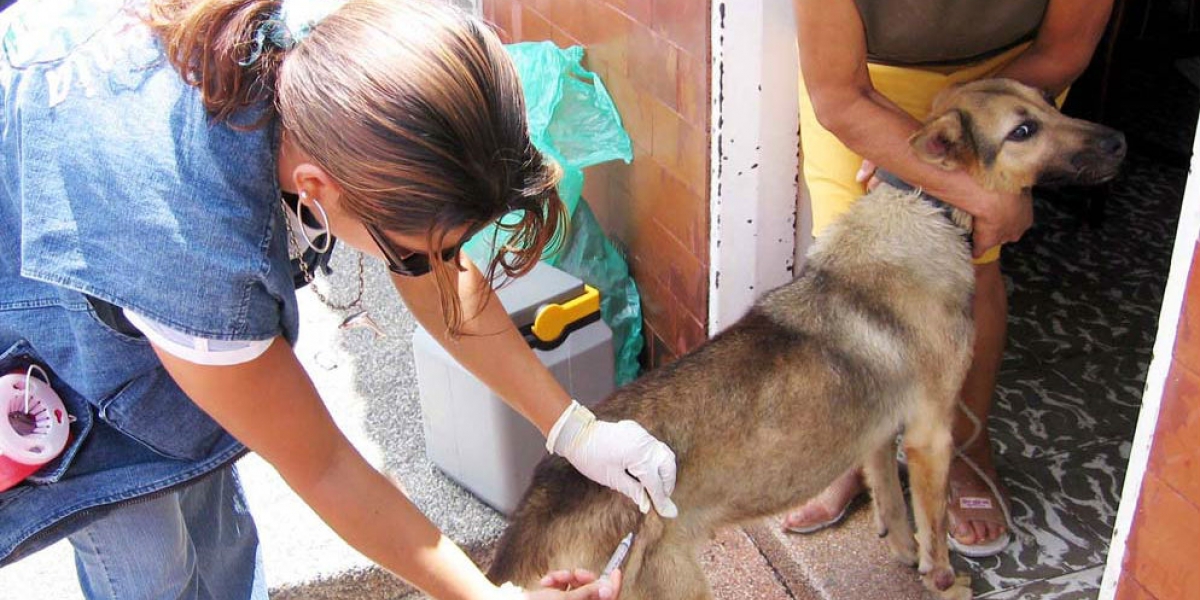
[923,567,971,599]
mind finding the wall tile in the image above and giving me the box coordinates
[654,168,706,257]
[583,162,614,218]
[677,312,708,356]
[1124,471,1200,600]
[520,6,554,42]
[550,25,578,49]
[652,0,707,58]
[605,77,655,152]
[629,25,678,111]
[592,161,640,243]
[651,97,682,174]
[548,0,586,41]
[579,3,633,79]
[605,0,629,13]
[631,254,677,352]
[1148,361,1200,506]
[651,326,676,368]
[677,120,708,196]
[656,229,708,326]
[527,0,554,16]
[676,49,709,129]
[622,0,654,27]
[483,0,498,31]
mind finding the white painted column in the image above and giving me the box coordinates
[708,0,802,334]
[1099,110,1200,597]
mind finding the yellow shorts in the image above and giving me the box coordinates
[799,42,1063,265]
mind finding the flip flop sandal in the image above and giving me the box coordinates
[946,484,1012,558]
[784,500,852,534]
[949,526,1011,558]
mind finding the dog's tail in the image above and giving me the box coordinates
[488,454,650,588]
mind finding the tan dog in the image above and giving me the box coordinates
[488,79,1125,600]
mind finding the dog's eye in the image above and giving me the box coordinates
[1007,121,1039,142]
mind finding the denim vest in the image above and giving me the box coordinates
[0,0,299,564]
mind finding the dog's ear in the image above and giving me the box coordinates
[910,109,972,170]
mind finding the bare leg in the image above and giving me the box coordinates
[782,468,864,533]
[949,260,1008,547]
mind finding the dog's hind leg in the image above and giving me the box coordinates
[863,438,917,567]
[904,414,972,600]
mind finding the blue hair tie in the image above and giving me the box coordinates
[239,0,349,67]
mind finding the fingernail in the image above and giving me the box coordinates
[599,584,614,599]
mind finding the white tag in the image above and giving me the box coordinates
[960,497,994,510]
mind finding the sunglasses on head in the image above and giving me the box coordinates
[364,222,466,277]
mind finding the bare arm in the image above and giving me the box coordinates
[391,256,572,437]
[154,339,502,600]
[994,0,1114,94]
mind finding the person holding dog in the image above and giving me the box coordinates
[0,0,678,598]
[786,0,1114,557]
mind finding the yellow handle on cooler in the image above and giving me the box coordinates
[530,285,601,343]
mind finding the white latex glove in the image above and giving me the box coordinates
[546,401,679,518]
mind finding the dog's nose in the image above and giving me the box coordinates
[1100,132,1126,157]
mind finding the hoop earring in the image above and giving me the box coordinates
[299,192,333,254]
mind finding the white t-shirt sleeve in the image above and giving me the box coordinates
[123,310,275,366]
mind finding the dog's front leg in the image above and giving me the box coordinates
[904,417,972,600]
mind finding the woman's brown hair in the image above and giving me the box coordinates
[146,0,565,334]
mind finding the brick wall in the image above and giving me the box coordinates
[1115,246,1200,598]
[483,0,711,368]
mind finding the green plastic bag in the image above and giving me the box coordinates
[464,42,642,385]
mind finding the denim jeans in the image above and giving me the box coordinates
[67,466,268,600]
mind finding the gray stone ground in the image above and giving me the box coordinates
[0,248,504,599]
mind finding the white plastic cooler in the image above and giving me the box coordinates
[413,262,615,515]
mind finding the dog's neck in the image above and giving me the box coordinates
[873,169,973,234]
